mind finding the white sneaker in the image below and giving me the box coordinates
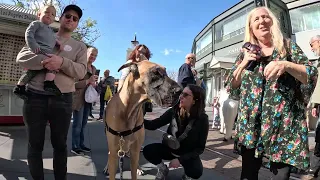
[155,164,169,180]
[182,174,193,180]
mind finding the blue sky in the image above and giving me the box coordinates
[2,0,240,78]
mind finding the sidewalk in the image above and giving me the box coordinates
[0,105,227,180]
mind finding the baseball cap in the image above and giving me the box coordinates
[62,4,82,19]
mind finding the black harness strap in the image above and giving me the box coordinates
[105,123,144,137]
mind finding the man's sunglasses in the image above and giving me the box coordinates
[310,40,319,47]
[187,57,194,60]
[64,14,79,22]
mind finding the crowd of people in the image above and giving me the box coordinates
[10,2,320,180]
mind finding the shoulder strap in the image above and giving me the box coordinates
[177,119,196,142]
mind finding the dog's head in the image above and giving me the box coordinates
[118,60,182,108]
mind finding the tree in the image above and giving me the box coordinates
[12,0,100,46]
[167,69,178,82]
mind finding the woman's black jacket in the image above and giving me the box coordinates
[144,108,209,164]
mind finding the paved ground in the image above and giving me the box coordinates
[0,106,226,180]
[0,105,318,180]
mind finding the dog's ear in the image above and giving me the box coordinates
[118,62,136,72]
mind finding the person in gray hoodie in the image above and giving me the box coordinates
[96,70,115,120]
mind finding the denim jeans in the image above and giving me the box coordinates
[72,102,91,150]
[23,92,72,180]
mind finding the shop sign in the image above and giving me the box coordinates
[0,8,36,23]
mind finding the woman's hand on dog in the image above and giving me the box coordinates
[169,159,180,168]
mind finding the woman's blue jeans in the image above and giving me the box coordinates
[72,102,91,150]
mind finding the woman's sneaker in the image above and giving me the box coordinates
[182,174,193,180]
[155,165,169,180]
[81,146,91,153]
[71,149,84,155]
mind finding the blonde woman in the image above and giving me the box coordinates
[225,7,318,179]
[71,47,98,155]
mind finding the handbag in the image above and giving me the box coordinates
[104,85,112,101]
[162,118,195,150]
[145,101,153,112]
[85,85,99,103]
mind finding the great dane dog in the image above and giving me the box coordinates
[104,60,182,180]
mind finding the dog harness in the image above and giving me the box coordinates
[104,122,144,180]
[104,122,144,137]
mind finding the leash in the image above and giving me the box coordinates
[118,136,126,180]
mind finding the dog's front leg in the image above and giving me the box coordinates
[130,142,141,180]
[130,128,145,180]
[107,151,119,180]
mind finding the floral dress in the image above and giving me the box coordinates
[225,40,318,170]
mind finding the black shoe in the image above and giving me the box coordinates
[81,146,91,153]
[308,169,319,178]
[13,85,28,100]
[44,80,61,96]
[71,149,84,155]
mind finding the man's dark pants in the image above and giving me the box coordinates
[23,92,72,180]
[99,93,108,118]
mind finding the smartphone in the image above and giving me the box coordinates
[95,69,100,76]
[242,42,261,71]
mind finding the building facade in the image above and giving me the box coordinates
[126,33,139,61]
[192,0,320,104]
[0,3,59,122]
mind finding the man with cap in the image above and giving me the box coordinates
[308,35,320,177]
[16,4,87,180]
[177,53,196,88]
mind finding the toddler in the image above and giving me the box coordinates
[14,5,62,99]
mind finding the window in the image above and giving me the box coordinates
[196,29,212,55]
[269,1,290,35]
[290,3,320,34]
[215,5,253,43]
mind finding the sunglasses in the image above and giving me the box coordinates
[242,42,261,55]
[180,92,193,98]
[64,14,79,22]
[187,57,194,60]
[310,40,319,47]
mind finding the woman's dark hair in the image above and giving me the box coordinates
[173,84,206,119]
[187,84,206,118]
[127,44,152,62]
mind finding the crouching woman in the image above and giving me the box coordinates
[143,84,209,180]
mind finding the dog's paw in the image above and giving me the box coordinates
[137,169,144,176]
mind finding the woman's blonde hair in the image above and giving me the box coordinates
[244,7,287,57]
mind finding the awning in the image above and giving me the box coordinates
[209,56,236,69]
